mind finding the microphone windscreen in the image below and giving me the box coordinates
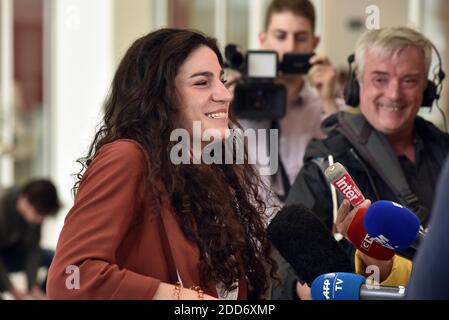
[364,200,420,251]
[311,272,365,300]
[267,204,353,285]
[347,208,395,260]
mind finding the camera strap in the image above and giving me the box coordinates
[270,120,291,202]
[278,156,291,202]
[335,112,429,225]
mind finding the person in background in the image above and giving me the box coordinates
[0,179,60,300]
[231,0,345,204]
[407,155,449,299]
[285,27,449,298]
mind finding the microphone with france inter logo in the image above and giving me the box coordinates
[324,162,365,207]
[323,162,395,260]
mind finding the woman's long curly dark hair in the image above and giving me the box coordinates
[74,28,277,299]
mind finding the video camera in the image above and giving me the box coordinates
[225,44,314,121]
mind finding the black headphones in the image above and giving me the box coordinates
[343,45,446,108]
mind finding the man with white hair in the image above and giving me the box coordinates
[279,27,449,298]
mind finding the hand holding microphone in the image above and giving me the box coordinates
[324,162,396,266]
[346,207,395,261]
[335,200,396,282]
[325,163,425,255]
[324,162,371,239]
[335,199,370,239]
[325,162,365,207]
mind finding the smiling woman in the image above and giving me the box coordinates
[46,28,277,300]
[175,45,232,139]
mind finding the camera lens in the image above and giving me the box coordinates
[253,90,265,110]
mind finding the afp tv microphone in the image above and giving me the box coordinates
[364,200,425,253]
[311,272,406,300]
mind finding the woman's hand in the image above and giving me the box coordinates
[308,54,337,114]
[295,281,311,300]
[153,282,218,300]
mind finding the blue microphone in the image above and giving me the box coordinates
[363,200,423,252]
[311,272,406,300]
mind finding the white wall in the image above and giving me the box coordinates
[318,0,409,69]
[113,0,152,68]
[417,0,448,129]
[0,0,14,187]
[43,0,155,249]
[42,0,113,248]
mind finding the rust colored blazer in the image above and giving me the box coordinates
[47,139,247,299]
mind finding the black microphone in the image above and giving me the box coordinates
[267,204,353,286]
